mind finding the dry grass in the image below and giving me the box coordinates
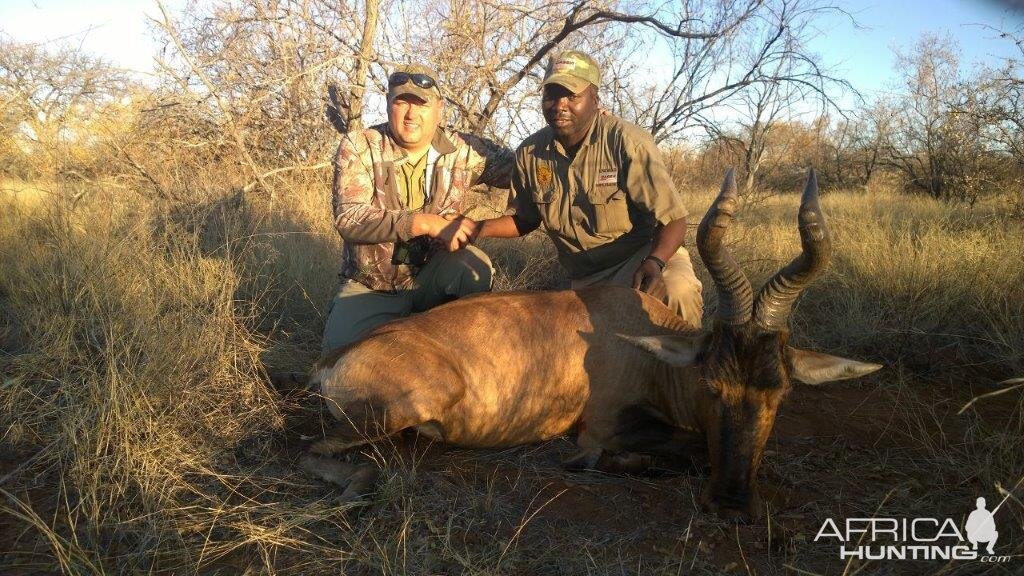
[1,177,1022,574]
[713,187,1024,380]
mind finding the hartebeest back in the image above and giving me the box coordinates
[307,169,881,521]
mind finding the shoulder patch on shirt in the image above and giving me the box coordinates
[597,169,618,186]
[537,164,553,188]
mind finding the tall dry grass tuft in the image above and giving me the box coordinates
[0,181,348,573]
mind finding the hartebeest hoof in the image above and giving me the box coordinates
[562,449,602,471]
[269,371,311,393]
[299,454,379,501]
[597,451,656,475]
[563,449,655,475]
[309,435,375,456]
[308,423,381,456]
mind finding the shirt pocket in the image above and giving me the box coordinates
[531,186,561,231]
[586,185,631,235]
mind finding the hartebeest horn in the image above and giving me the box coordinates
[753,169,832,331]
[697,168,753,325]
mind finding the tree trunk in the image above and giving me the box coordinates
[347,0,379,131]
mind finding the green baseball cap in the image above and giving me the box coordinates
[388,63,441,102]
[543,50,600,94]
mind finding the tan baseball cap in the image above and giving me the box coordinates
[543,50,600,94]
[388,63,441,102]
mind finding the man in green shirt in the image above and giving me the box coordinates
[455,51,703,327]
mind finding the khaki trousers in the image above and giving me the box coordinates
[322,245,493,352]
[570,244,703,329]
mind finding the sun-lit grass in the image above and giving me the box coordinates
[0,177,58,210]
[1,178,1021,574]
[707,187,1024,380]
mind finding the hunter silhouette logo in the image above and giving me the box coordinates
[965,497,999,555]
[814,495,1011,563]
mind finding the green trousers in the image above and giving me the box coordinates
[322,245,493,352]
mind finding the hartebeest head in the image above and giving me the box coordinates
[628,168,881,522]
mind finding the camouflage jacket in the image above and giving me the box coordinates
[332,124,513,291]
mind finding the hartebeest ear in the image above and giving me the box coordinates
[619,334,706,367]
[785,347,882,385]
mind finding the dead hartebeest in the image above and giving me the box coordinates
[302,169,882,521]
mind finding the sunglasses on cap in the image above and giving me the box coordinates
[388,72,437,90]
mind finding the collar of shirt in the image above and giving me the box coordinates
[398,149,429,210]
[388,127,456,203]
[396,147,440,202]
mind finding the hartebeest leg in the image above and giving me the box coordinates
[308,427,379,456]
[302,364,465,499]
[299,454,379,501]
[562,447,603,470]
[566,405,705,475]
[564,445,654,475]
[301,402,423,501]
[301,409,394,502]
[608,405,706,460]
[308,398,412,455]
[565,412,656,475]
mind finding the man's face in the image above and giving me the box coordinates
[542,83,599,144]
[388,94,442,151]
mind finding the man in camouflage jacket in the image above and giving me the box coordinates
[323,64,513,352]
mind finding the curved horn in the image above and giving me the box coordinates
[697,167,753,325]
[753,169,832,331]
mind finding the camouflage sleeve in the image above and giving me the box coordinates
[464,133,514,189]
[509,147,542,230]
[332,132,415,243]
[622,129,688,225]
